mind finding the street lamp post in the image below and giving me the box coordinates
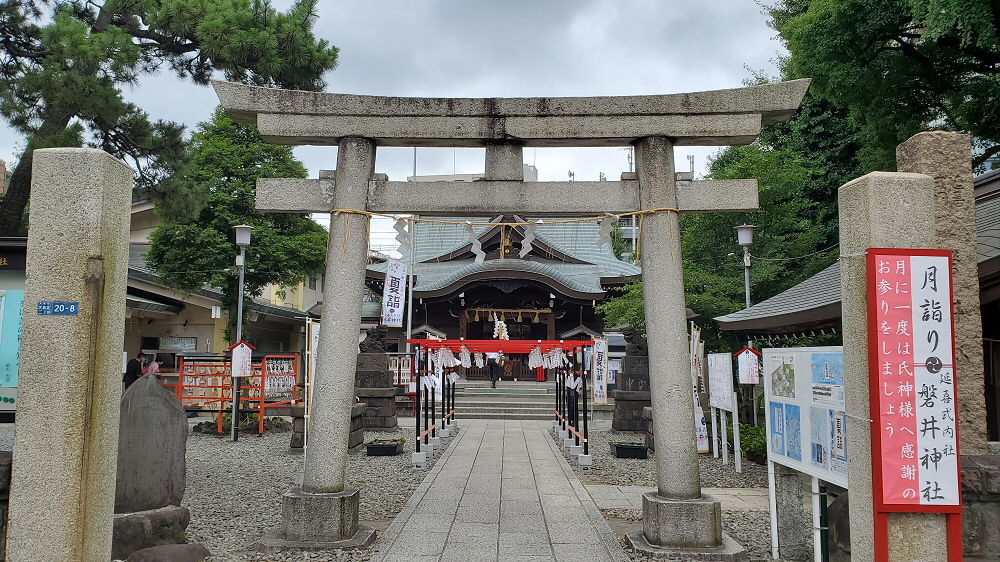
[735,224,756,425]
[232,224,253,442]
[735,224,755,310]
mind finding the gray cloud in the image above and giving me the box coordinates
[1,0,784,222]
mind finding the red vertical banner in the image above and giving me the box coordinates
[866,248,962,561]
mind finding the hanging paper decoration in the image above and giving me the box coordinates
[474,352,485,369]
[546,347,569,368]
[527,346,544,369]
[466,222,486,264]
[520,222,537,258]
[394,219,410,258]
[492,312,509,340]
[459,345,472,368]
[597,216,614,248]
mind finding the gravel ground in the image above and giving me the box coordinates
[184,426,437,561]
[579,428,767,488]
[605,508,771,561]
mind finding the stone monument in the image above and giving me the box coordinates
[7,148,132,561]
[113,376,193,560]
[612,327,650,432]
[214,77,809,556]
[355,326,399,430]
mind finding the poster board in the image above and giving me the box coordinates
[867,249,960,510]
[763,346,848,488]
[708,353,735,411]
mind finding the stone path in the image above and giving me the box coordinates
[372,419,628,562]
[585,484,769,511]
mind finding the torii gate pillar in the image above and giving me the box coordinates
[263,137,378,550]
[627,136,746,558]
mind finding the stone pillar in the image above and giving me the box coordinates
[7,148,132,561]
[839,171,948,561]
[773,464,811,560]
[896,131,988,455]
[627,137,744,559]
[269,137,376,548]
[485,142,523,180]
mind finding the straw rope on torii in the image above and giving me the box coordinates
[213,78,810,555]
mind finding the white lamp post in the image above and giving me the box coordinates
[735,224,755,309]
[735,224,756,425]
[232,224,252,442]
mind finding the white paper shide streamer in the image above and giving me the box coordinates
[459,345,472,368]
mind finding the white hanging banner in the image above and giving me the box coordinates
[381,259,407,327]
[592,339,609,405]
[708,352,735,411]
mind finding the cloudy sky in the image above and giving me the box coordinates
[1,1,786,250]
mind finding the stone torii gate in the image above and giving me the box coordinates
[215,79,808,557]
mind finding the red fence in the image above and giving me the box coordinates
[165,353,301,434]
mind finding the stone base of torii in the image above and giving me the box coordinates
[212,78,812,558]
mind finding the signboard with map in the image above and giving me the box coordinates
[763,346,848,488]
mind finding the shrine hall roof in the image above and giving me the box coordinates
[367,216,640,299]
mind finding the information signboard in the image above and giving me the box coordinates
[708,353,735,411]
[763,346,848,488]
[867,249,961,510]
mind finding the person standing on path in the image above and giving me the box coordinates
[487,352,501,388]
[123,352,145,390]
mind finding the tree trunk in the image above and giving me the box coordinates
[0,153,34,236]
[0,114,76,236]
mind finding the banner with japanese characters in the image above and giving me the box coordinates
[380,260,407,327]
[592,338,609,405]
[763,346,848,488]
[868,249,960,509]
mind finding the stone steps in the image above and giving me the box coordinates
[458,406,553,414]
[454,400,554,408]
[454,412,555,421]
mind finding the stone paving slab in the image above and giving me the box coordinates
[371,420,628,562]
[585,484,769,511]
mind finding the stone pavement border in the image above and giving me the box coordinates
[586,485,769,512]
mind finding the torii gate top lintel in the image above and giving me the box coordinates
[212,79,810,148]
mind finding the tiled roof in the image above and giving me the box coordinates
[714,263,841,325]
[371,216,640,298]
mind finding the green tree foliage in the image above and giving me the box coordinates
[770,0,1000,170]
[145,108,327,339]
[680,145,833,348]
[610,221,632,262]
[599,107,856,348]
[0,0,338,234]
[599,88,864,350]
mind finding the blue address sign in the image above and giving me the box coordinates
[37,301,80,316]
